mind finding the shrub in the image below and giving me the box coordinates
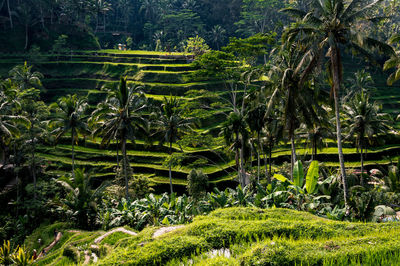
[187,169,208,199]
[62,245,80,263]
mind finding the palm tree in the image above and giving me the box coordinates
[90,77,148,199]
[154,96,196,194]
[384,34,400,85]
[220,110,248,186]
[246,103,266,182]
[211,25,226,50]
[299,123,332,160]
[0,90,30,165]
[262,113,284,183]
[56,168,108,228]
[9,62,43,91]
[268,43,320,179]
[282,0,394,207]
[50,94,89,177]
[343,91,392,186]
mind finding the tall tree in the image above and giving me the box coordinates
[343,91,392,185]
[384,34,400,85]
[283,0,395,207]
[50,94,89,177]
[90,77,148,199]
[154,96,196,194]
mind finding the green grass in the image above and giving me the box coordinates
[31,207,400,265]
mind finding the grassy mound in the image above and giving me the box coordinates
[31,207,400,265]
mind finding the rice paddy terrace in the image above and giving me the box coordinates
[0,50,400,191]
[27,207,400,265]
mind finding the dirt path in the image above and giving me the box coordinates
[152,225,185,238]
[94,227,137,244]
[37,232,62,259]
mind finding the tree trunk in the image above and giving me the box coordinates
[122,137,129,199]
[116,138,119,168]
[269,143,273,182]
[257,133,261,182]
[7,0,12,28]
[290,136,297,180]
[360,142,364,186]
[24,23,29,50]
[169,141,173,194]
[240,138,246,186]
[331,45,348,208]
[31,133,36,200]
[71,130,75,177]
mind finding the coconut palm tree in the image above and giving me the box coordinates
[0,89,30,165]
[90,77,148,199]
[50,94,89,177]
[220,110,248,186]
[268,43,321,179]
[384,34,400,85]
[210,25,226,50]
[8,62,43,91]
[282,0,395,207]
[56,168,108,228]
[246,103,267,182]
[154,96,196,194]
[343,91,392,186]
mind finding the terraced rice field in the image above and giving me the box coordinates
[0,50,399,191]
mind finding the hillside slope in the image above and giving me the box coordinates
[29,207,400,265]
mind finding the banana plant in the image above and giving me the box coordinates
[272,160,320,194]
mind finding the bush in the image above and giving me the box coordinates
[187,169,208,199]
[62,245,80,263]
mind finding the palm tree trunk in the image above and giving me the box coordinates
[169,141,173,194]
[290,136,297,180]
[331,45,348,208]
[24,23,29,50]
[240,139,246,186]
[122,136,129,199]
[31,134,36,200]
[360,142,364,186]
[269,142,273,182]
[7,0,12,28]
[71,130,75,177]
[116,138,119,168]
[257,133,261,182]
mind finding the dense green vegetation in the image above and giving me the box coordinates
[2,0,400,265]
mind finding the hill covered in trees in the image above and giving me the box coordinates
[2,0,400,265]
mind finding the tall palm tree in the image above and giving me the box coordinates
[246,103,266,182]
[268,43,320,179]
[90,77,148,199]
[282,0,394,207]
[220,110,248,186]
[299,123,332,160]
[343,91,392,185]
[154,96,196,194]
[50,94,89,177]
[384,34,400,85]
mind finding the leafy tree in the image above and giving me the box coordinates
[153,96,196,194]
[185,35,210,57]
[187,169,208,200]
[90,77,148,199]
[235,0,288,36]
[50,94,89,177]
[283,0,395,207]
[343,92,392,185]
